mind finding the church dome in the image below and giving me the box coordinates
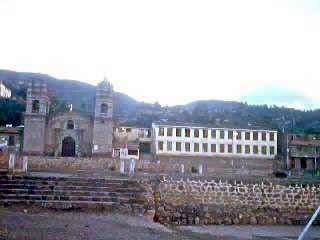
[97,78,113,92]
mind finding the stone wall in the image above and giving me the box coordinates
[154,177,320,225]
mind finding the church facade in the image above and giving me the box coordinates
[23,79,114,157]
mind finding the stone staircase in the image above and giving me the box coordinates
[0,173,149,214]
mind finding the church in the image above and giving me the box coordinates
[23,79,114,157]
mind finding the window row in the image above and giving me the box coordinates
[158,128,275,141]
[158,141,275,155]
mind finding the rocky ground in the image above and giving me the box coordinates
[1,206,320,240]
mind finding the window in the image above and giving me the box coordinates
[228,144,232,153]
[176,142,181,151]
[67,120,74,130]
[128,150,138,156]
[245,145,250,153]
[185,128,190,137]
[253,145,258,154]
[262,146,267,155]
[253,132,258,140]
[158,141,163,151]
[194,129,199,138]
[8,136,15,146]
[185,142,190,152]
[147,129,151,137]
[101,103,108,113]
[159,128,164,136]
[202,143,208,152]
[220,144,225,153]
[203,129,208,138]
[167,141,172,151]
[228,131,233,139]
[301,159,307,169]
[270,133,274,141]
[262,132,266,141]
[167,128,173,137]
[270,146,275,155]
[245,132,250,140]
[126,128,131,133]
[176,128,181,137]
[194,143,199,152]
[237,144,242,153]
[211,144,216,152]
[236,131,242,140]
[32,100,40,113]
[220,130,225,139]
[211,130,216,139]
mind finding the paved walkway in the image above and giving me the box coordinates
[179,225,320,240]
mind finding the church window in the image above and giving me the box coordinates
[101,103,108,114]
[32,100,40,113]
[67,120,74,130]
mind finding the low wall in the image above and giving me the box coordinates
[26,155,276,177]
[154,177,320,225]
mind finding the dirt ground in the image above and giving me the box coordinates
[1,206,320,240]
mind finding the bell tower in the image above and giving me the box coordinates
[23,80,50,155]
[92,78,113,156]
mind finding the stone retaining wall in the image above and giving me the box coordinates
[154,177,320,225]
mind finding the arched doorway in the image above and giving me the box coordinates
[61,136,75,157]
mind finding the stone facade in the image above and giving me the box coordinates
[23,79,114,157]
[92,80,114,156]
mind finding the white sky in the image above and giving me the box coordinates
[0,0,320,108]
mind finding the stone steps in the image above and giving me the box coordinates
[0,174,148,213]
[0,194,146,203]
[0,199,122,209]
[0,184,142,192]
[0,188,141,197]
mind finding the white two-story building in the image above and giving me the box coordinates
[152,122,277,159]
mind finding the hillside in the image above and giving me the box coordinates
[1,69,320,133]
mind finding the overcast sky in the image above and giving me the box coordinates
[0,0,320,109]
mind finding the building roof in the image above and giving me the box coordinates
[152,121,278,132]
[0,127,21,134]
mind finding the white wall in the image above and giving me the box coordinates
[153,125,277,159]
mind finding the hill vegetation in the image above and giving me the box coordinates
[0,69,320,134]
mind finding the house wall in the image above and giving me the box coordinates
[152,124,277,159]
[0,81,11,98]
